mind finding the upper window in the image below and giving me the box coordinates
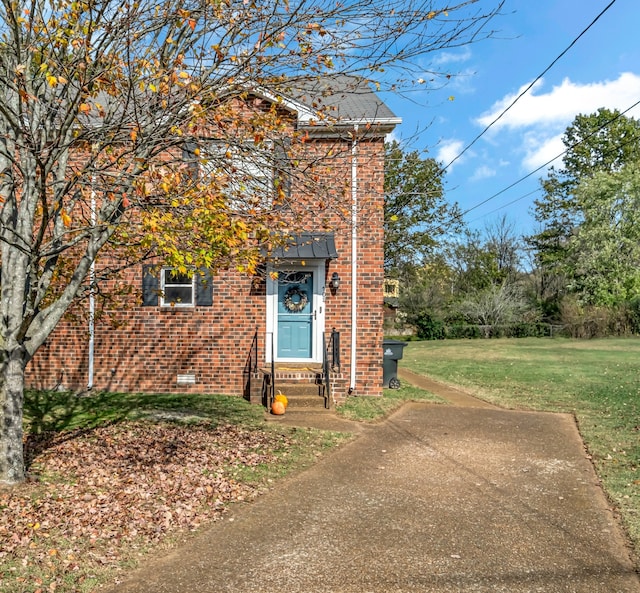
[383,279,399,298]
[224,144,274,210]
[161,269,195,307]
[184,139,291,212]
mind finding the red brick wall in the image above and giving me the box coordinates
[27,132,386,400]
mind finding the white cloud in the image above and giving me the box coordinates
[521,131,565,171]
[436,139,465,170]
[470,165,497,182]
[432,47,472,67]
[474,72,640,173]
[448,69,478,95]
[476,72,640,132]
[419,49,475,95]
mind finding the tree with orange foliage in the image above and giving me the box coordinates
[0,0,504,483]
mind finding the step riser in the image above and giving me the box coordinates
[274,385,322,397]
[285,397,328,410]
[277,395,328,409]
[272,383,327,410]
[257,371,322,382]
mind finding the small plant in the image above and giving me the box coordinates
[274,392,288,408]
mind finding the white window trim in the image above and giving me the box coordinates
[160,268,196,308]
[201,140,275,211]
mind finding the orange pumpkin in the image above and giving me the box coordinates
[271,400,286,415]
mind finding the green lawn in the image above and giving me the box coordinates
[401,337,640,560]
[9,340,639,591]
[337,383,443,421]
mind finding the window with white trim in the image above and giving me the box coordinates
[160,268,195,307]
[142,265,213,308]
[228,144,273,205]
[383,279,400,298]
[187,139,290,212]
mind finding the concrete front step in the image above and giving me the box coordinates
[286,395,329,410]
[269,375,326,409]
[274,382,328,410]
[251,363,346,408]
[274,383,321,396]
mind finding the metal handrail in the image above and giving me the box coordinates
[246,330,277,409]
[330,328,340,372]
[267,332,275,409]
[256,330,339,410]
[322,332,331,409]
[250,330,258,373]
[243,330,259,401]
[321,329,340,409]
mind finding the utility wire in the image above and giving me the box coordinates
[460,98,640,218]
[424,98,640,239]
[467,120,640,225]
[440,0,618,175]
[466,188,541,225]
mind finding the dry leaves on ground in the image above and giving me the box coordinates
[0,420,293,592]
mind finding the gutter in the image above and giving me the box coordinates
[87,177,96,390]
[299,119,400,140]
[350,125,358,393]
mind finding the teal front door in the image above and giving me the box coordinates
[277,271,313,359]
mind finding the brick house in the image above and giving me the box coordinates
[27,76,400,408]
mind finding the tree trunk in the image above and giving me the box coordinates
[0,349,27,485]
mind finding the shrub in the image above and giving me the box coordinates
[445,325,481,339]
[442,323,551,340]
[413,312,446,340]
[558,296,640,338]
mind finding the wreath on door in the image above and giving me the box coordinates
[283,286,308,312]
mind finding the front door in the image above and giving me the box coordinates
[277,270,314,358]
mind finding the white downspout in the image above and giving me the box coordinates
[87,178,96,390]
[350,126,358,393]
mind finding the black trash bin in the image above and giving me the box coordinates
[382,339,408,388]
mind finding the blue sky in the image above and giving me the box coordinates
[383,0,640,238]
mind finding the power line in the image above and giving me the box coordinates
[466,188,541,225]
[466,115,640,225]
[460,98,640,219]
[425,99,640,239]
[440,0,618,175]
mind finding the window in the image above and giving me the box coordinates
[142,265,213,307]
[213,143,274,212]
[383,279,399,298]
[229,145,273,201]
[186,138,290,212]
[161,269,194,307]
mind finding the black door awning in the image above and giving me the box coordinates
[266,232,338,261]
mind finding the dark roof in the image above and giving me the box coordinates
[287,75,399,124]
[80,75,399,133]
[268,233,338,261]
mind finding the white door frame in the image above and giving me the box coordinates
[266,260,326,364]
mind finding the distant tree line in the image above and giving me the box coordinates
[384,108,640,339]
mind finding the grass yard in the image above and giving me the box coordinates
[4,340,639,591]
[1,391,351,593]
[337,383,444,422]
[401,337,640,561]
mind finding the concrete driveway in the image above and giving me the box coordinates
[108,400,639,593]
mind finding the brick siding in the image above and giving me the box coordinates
[27,130,386,402]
